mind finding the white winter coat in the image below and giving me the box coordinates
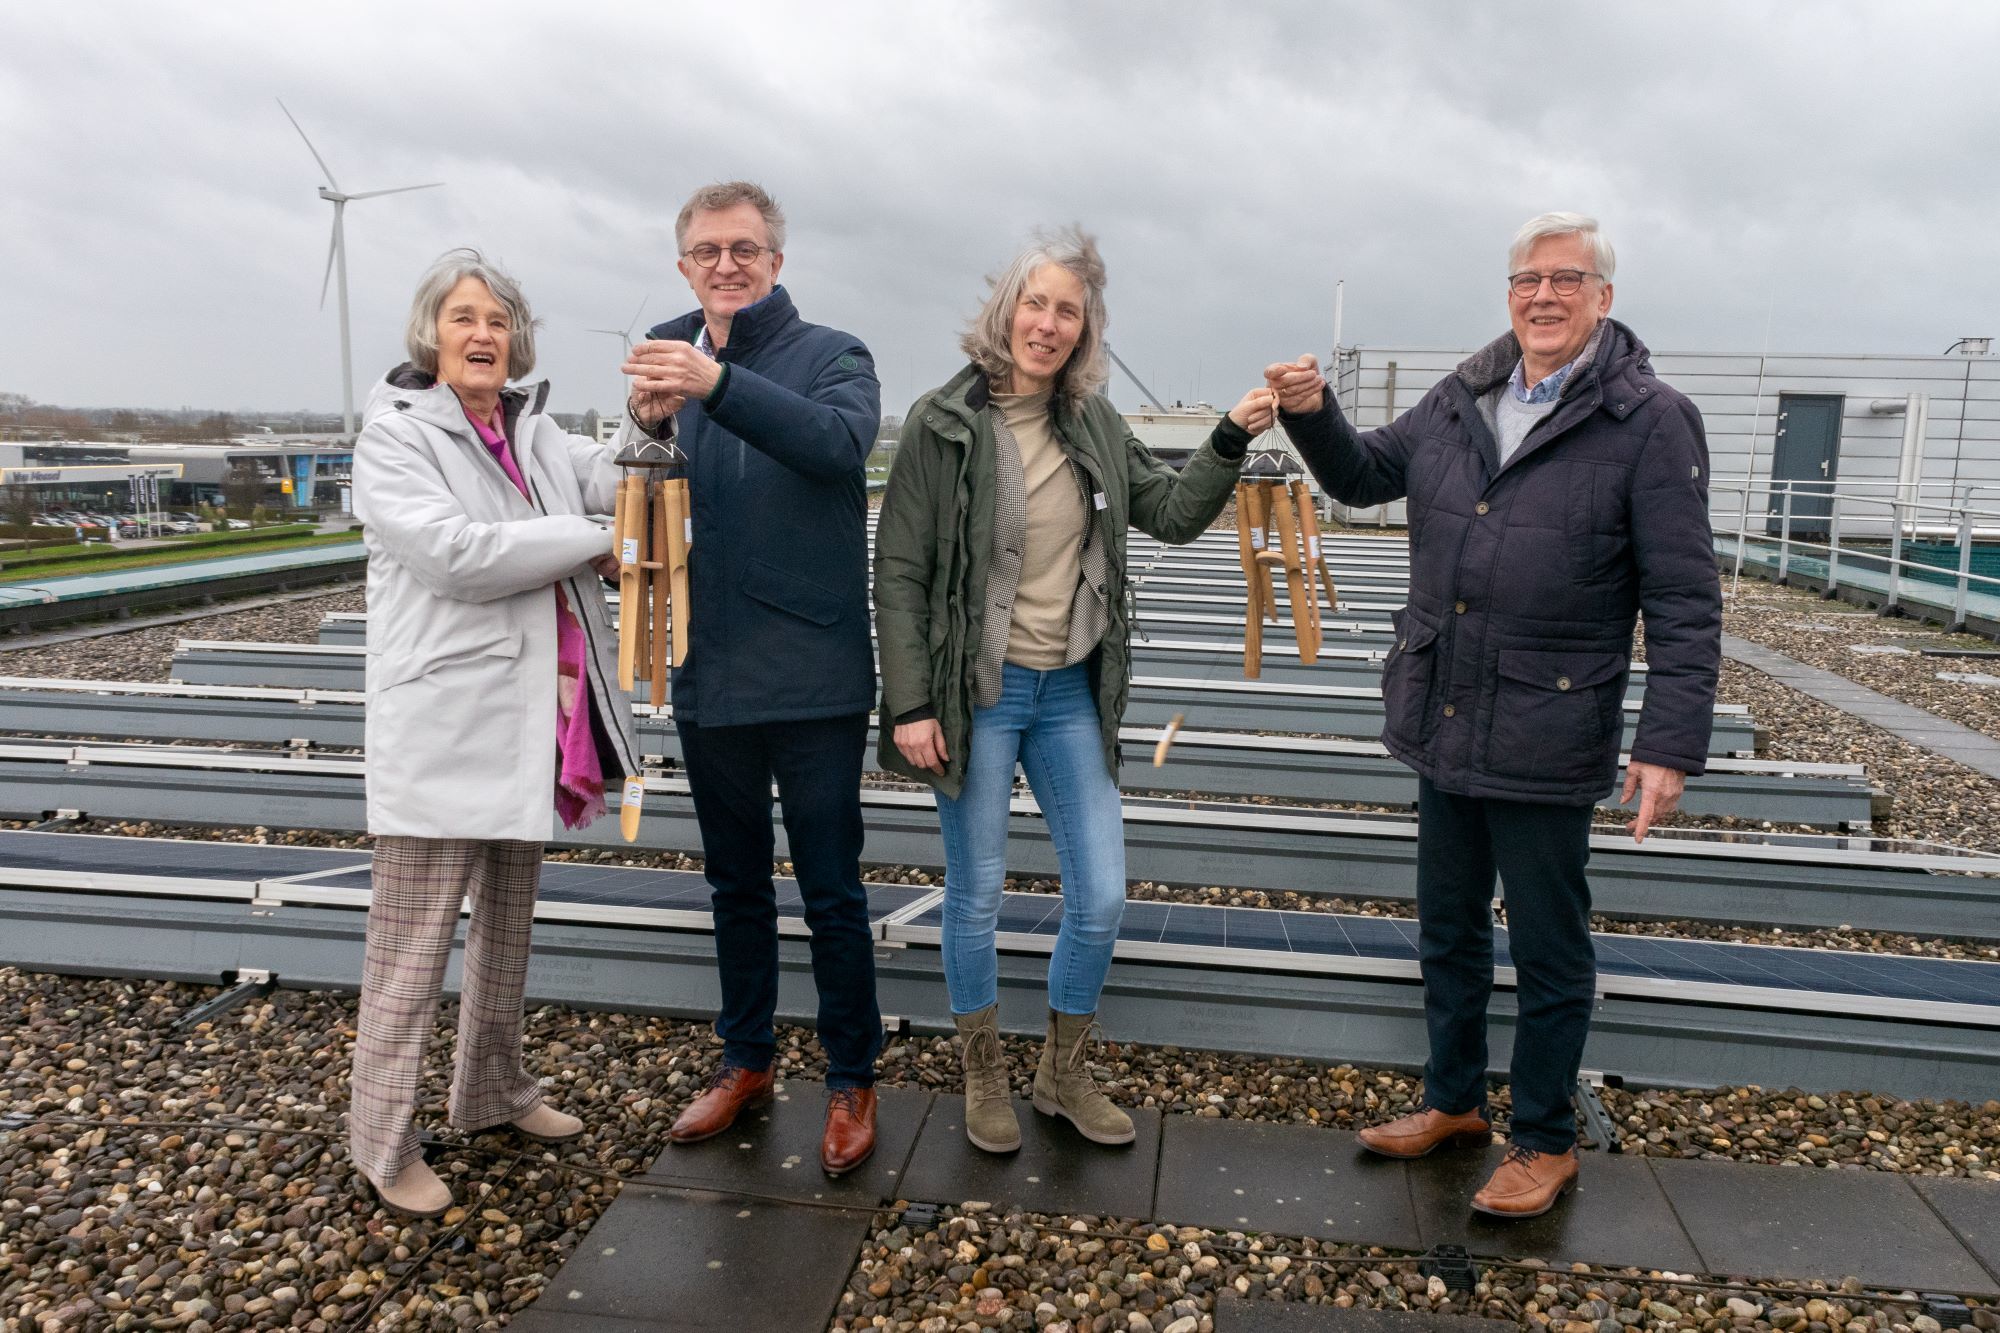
[352,367,642,840]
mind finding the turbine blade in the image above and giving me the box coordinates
[623,296,648,339]
[345,182,444,201]
[319,222,338,310]
[276,98,341,191]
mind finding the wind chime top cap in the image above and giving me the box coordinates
[1242,449,1302,478]
[615,436,686,469]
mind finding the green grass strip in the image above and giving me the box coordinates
[0,531,363,582]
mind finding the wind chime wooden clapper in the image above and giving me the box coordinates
[1232,450,1332,678]
[613,433,690,841]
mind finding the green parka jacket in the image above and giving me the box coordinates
[873,365,1248,797]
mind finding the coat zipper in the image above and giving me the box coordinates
[516,417,641,781]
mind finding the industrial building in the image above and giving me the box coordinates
[1326,337,1999,538]
[0,437,353,512]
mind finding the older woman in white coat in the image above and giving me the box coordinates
[348,249,656,1217]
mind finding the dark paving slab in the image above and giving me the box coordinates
[1216,1294,1493,1332]
[1651,1157,1991,1288]
[1155,1117,1420,1250]
[1723,634,2000,780]
[509,1184,870,1331]
[1910,1177,2000,1286]
[511,1314,672,1332]
[900,1096,1161,1219]
[1406,1147,1701,1273]
[638,1079,933,1207]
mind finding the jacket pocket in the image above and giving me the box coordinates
[1380,610,1441,749]
[369,628,523,692]
[742,556,843,626]
[1481,648,1627,785]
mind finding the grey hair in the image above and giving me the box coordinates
[1507,211,1616,283]
[960,225,1109,411]
[403,248,539,379]
[674,180,787,253]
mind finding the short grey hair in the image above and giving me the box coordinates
[1507,211,1616,282]
[960,225,1109,411]
[674,180,786,253]
[403,248,538,379]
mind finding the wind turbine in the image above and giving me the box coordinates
[588,297,649,411]
[278,99,442,436]
[588,296,650,351]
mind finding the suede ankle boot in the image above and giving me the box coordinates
[364,1157,451,1220]
[954,1005,1021,1153]
[1031,1009,1134,1145]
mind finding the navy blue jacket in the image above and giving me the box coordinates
[1281,319,1722,805]
[648,287,880,726]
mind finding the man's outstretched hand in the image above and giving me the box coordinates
[1263,354,1325,414]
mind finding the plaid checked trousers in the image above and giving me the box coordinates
[347,836,548,1183]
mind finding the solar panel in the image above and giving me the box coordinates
[901,891,2000,1017]
[0,831,931,926]
[13,832,1998,1021]
[0,829,359,882]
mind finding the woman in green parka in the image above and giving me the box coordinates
[872,227,1275,1153]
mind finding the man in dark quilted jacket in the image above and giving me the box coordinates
[1269,211,1722,1218]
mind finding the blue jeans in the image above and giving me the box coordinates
[936,662,1127,1016]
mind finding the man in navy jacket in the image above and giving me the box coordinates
[624,181,883,1175]
[1269,213,1721,1219]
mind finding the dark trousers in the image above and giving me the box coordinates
[1415,777,1595,1152]
[678,712,882,1088]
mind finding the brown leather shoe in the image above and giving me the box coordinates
[820,1087,877,1176]
[1470,1143,1580,1218]
[667,1064,774,1145]
[1357,1105,1492,1159]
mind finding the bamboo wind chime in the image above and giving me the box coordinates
[612,434,690,841]
[1233,457,1338,679]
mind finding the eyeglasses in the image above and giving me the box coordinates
[682,241,772,268]
[1508,268,1601,298]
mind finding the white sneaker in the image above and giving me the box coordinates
[366,1158,451,1219]
[511,1102,584,1143]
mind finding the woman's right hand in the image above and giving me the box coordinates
[1227,386,1279,435]
[894,718,949,774]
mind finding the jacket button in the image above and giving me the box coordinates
[1454,600,1467,614]
[1475,501,1489,515]
[1557,676,1572,691]
[1443,704,1456,717]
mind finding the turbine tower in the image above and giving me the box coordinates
[278,100,442,436]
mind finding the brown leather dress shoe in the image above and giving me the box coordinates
[1470,1143,1580,1218]
[821,1087,877,1176]
[1357,1105,1493,1159]
[667,1064,774,1145]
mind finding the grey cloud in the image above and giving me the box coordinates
[2,0,1995,420]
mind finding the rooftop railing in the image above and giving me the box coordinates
[1712,477,2000,630]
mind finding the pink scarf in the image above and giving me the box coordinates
[464,400,607,829]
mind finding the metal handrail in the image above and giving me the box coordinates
[1712,479,2000,627]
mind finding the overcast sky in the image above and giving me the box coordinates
[4,1,1996,418]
